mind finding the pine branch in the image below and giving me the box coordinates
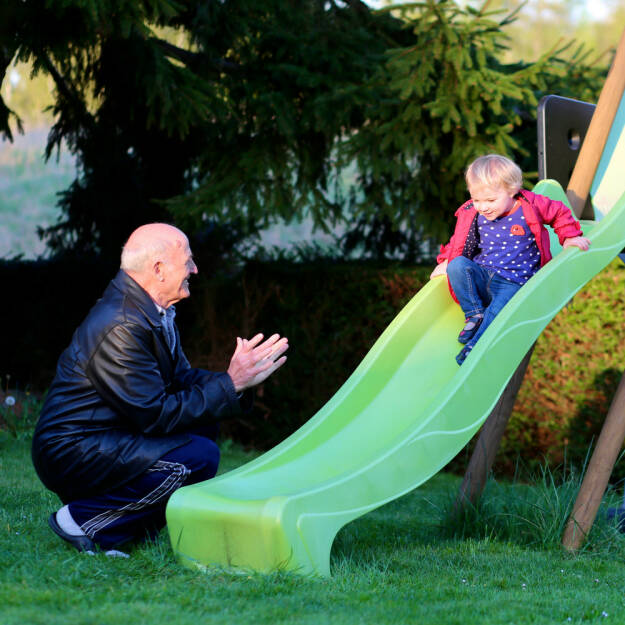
[0,96,22,142]
[36,51,97,160]
[340,0,371,14]
[38,52,93,127]
[150,37,240,75]
[0,45,23,141]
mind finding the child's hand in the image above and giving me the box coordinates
[430,260,448,279]
[562,236,591,251]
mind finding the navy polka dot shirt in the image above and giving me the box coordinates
[473,207,540,285]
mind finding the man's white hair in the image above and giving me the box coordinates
[120,235,171,273]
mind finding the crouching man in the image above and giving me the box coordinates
[32,223,288,556]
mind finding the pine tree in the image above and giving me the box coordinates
[339,0,605,257]
[0,0,406,259]
[0,0,606,261]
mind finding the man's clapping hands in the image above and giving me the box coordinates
[227,333,289,392]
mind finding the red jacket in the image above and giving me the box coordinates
[437,189,583,266]
[436,189,583,299]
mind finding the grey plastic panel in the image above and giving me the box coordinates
[537,94,596,182]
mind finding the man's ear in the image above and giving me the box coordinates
[154,260,165,282]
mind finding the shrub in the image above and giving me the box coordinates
[3,255,625,482]
[0,253,117,389]
[503,259,625,480]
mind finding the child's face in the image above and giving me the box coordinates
[468,183,516,221]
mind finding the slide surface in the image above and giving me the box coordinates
[167,178,625,577]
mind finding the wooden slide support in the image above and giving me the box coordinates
[561,28,625,551]
[453,346,534,512]
[562,373,625,550]
[456,28,625,517]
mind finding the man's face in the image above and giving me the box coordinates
[161,239,198,307]
[468,183,516,221]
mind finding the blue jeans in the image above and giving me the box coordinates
[447,256,522,350]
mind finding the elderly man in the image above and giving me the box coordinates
[32,223,288,556]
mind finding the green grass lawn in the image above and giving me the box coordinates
[2,421,625,625]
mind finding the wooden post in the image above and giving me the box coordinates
[562,372,625,550]
[566,28,625,218]
[454,346,534,513]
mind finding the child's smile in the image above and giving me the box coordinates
[468,183,516,220]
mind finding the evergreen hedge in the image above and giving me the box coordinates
[3,257,625,477]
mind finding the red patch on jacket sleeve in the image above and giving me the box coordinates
[510,224,525,236]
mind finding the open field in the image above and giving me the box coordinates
[0,129,74,258]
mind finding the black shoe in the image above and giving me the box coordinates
[458,314,483,344]
[48,512,97,553]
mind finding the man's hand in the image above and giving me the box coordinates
[227,333,289,393]
[430,260,448,279]
[562,236,591,251]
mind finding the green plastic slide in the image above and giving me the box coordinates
[167,103,625,578]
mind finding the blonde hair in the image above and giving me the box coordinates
[465,154,522,194]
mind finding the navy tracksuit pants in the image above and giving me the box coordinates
[67,433,220,549]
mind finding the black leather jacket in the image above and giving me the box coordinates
[32,270,246,502]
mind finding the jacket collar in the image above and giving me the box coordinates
[110,269,163,329]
